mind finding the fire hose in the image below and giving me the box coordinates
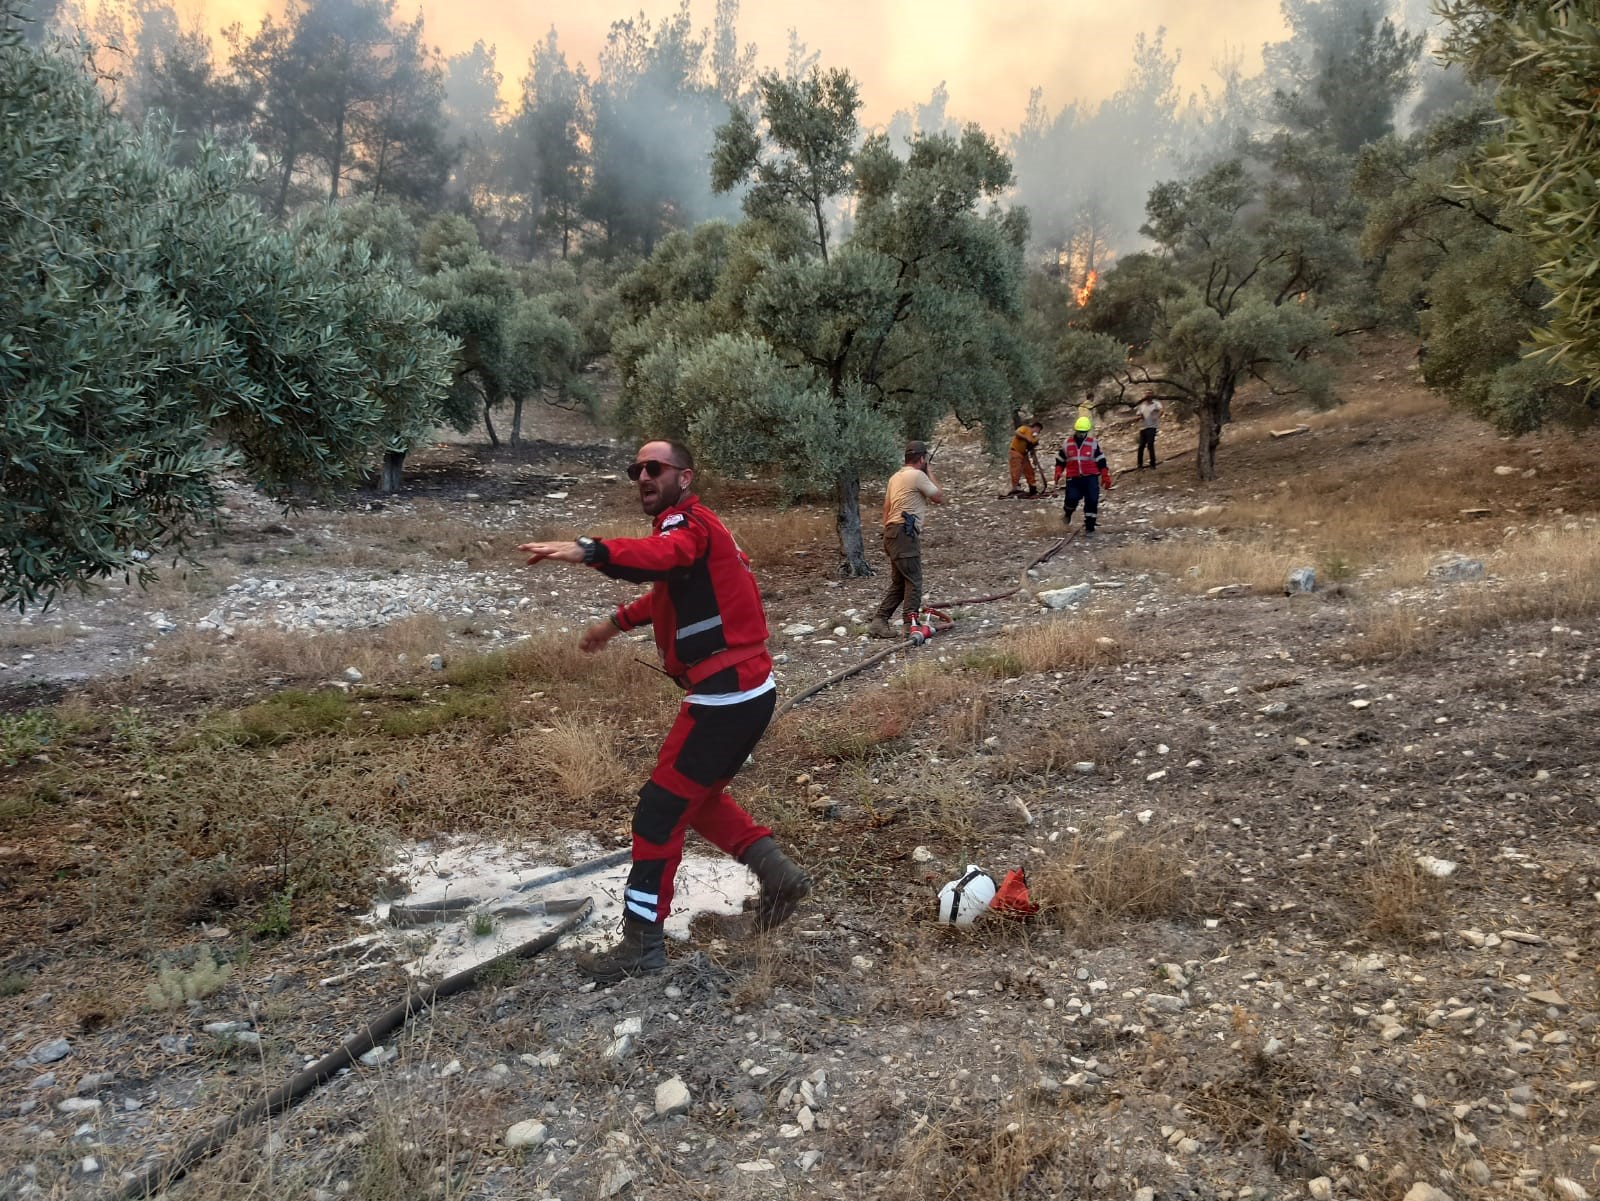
[110,864,615,1200]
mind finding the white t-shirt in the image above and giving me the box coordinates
[1136,399,1163,429]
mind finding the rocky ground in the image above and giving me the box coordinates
[1,337,1596,1201]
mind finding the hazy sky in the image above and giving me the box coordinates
[187,0,1291,132]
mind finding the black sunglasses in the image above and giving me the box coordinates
[625,459,685,482]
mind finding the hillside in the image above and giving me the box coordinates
[1,335,1596,1201]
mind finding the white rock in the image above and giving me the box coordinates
[1402,1184,1455,1201]
[1349,698,1371,710]
[832,626,847,637]
[440,1060,461,1077]
[29,1037,71,1064]
[80,1157,100,1174]
[1308,1177,1334,1200]
[358,1046,396,1067]
[1038,584,1092,610]
[797,1150,823,1171]
[1415,855,1457,878]
[605,1035,634,1061]
[613,1017,643,1037]
[781,624,817,637]
[57,1098,101,1114]
[736,1160,776,1172]
[601,1164,636,1196]
[655,1076,691,1118]
[504,1120,548,1149]
[911,846,935,863]
[1073,761,1096,774]
[1552,1178,1590,1201]
[343,667,363,682]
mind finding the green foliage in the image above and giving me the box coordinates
[1356,105,1590,432]
[712,67,861,261]
[145,947,233,1009]
[0,710,62,767]
[252,886,294,939]
[615,86,1039,572]
[218,690,358,746]
[1059,157,1344,478]
[0,19,456,609]
[1437,0,1600,405]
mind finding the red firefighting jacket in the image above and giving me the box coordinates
[594,495,772,690]
[1054,433,1108,479]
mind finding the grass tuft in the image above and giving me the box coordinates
[1030,824,1199,937]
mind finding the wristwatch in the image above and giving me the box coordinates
[576,536,600,565]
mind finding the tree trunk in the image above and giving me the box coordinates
[1195,399,1222,481]
[834,469,873,577]
[273,136,297,219]
[483,402,500,449]
[328,91,347,202]
[380,449,406,493]
[510,397,525,448]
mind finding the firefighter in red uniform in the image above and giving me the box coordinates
[1054,415,1113,534]
[518,440,810,983]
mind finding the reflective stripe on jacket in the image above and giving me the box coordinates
[1055,434,1107,478]
[594,496,772,689]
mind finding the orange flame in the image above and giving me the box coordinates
[1074,269,1098,308]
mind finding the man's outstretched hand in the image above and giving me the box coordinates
[518,540,583,565]
[579,621,621,654]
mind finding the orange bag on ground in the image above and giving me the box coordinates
[990,868,1040,917]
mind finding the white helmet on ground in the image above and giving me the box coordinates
[937,866,996,926]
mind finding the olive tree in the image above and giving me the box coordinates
[614,69,1039,575]
[1,17,455,607]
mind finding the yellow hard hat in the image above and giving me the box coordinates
[1074,415,1092,433]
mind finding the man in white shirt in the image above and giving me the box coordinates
[1135,393,1163,469]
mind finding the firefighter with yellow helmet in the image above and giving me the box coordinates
[1053,414,1113,535]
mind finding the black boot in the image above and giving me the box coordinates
[741,837,812,931]
[575,920,666,984]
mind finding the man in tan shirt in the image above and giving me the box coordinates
[869,441,944,638]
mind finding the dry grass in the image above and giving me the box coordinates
[1109,535,1299,594]
[1351,844,1450,944]
[1345,525,1600,660]
[995,715,1126,781]
[1345,605,1439,661]
[793,662,972,761]
[89,742,387,932]
[966,615,1128,676]
[884,1103,1100,1201]
[145,615,457,689]
[0,621,82,651]
[312,512,506,568]
[723,507,833,567]
[1186,1010,1324,1179]
[501,714,638,805]
[937,695,989,754]
[1030,824,1200,937]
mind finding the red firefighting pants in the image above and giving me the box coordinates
[623,688,775,927]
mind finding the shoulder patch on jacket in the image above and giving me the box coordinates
[659,512,687,532]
